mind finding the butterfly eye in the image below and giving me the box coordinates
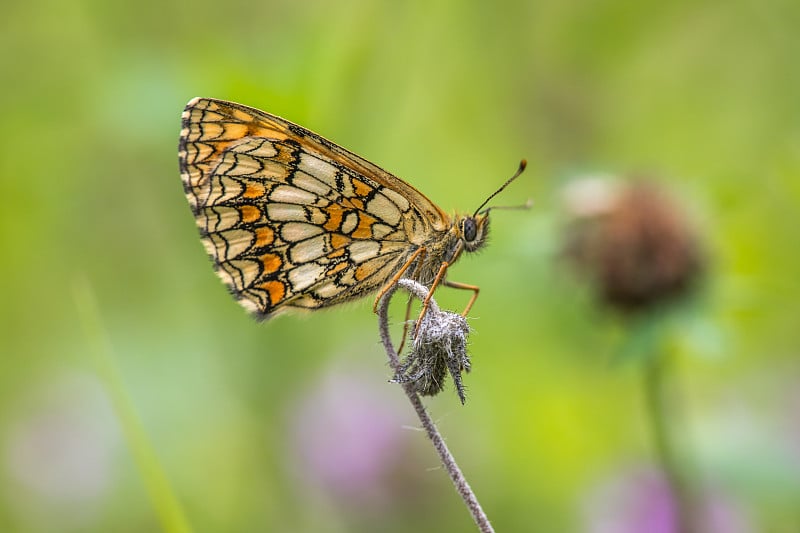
[463,218,478,242]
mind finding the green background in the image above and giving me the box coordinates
[2,0,799,531]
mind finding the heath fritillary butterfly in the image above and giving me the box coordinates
[178,97,525,321]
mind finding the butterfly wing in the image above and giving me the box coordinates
[179,97,451,319]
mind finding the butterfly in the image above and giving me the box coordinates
[178,97,525,322]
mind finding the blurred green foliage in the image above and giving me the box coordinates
[1,0,798,531]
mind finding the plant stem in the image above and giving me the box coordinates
[73,277,193,533]
[643,349,696,533]
[378,279,494,533]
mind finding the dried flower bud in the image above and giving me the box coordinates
[562,178,703,312]
[388,280,472,404]
[395,309,471,404]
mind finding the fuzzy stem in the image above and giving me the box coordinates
[378,279,494,533]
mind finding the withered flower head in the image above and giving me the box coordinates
[394,308,472,405]
[562,177,704,313]
[386,280,472,404]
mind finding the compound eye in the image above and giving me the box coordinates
[463,218,477,242]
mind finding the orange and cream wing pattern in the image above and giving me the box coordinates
[179,97,451,319]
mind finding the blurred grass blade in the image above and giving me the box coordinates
[73,277,193,533]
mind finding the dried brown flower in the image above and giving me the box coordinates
[562,178,703,312]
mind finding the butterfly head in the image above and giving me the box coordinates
[458,214,490,253]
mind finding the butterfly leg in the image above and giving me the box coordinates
[442,280,480,316]
[413,260,451,335]
[373,246,427,313]
[396,295,415,355]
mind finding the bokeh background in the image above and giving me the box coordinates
[2,0,799,531]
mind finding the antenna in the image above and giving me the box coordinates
[473,160,527,217]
